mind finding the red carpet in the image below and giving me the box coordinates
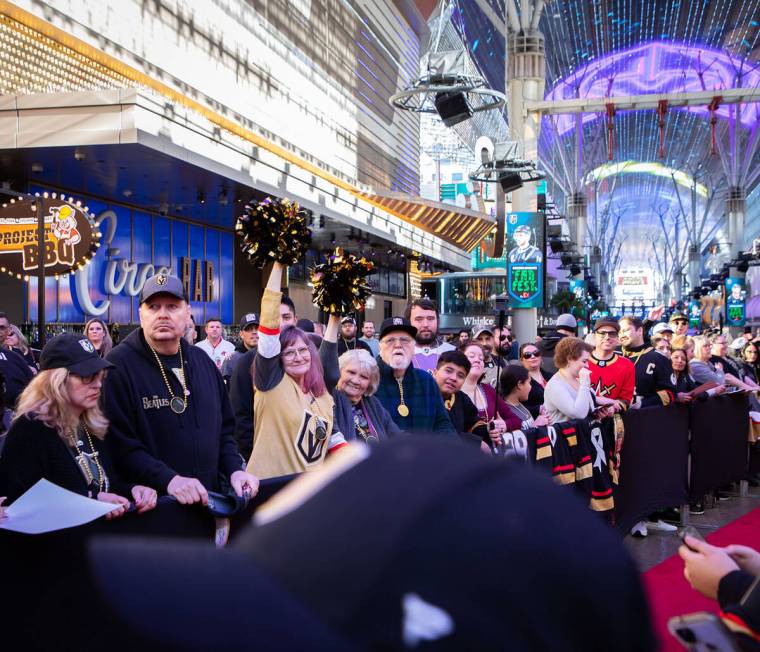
[642,507,760,651]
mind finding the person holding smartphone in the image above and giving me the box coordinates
[679,535,760,647]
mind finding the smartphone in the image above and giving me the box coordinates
[680,525,705,551]
[667,612,741,651]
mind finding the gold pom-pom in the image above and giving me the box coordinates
[235,196,311,268]
[311,249,375,315]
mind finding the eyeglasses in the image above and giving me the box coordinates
[522,351,540,359]
[673,320,688,325]
[381,336,413,346]
[0,325,8,332]
[70,371,105,385]
[595,330,618,338]
[282,347,311,361]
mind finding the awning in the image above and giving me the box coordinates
[0,4,491,260]
[358,189,495,252]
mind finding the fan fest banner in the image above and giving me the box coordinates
[506,211,545,308]
[725,277,746,327]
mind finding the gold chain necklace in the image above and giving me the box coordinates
[396,377,409,417]
[149,344,188,414]
[74,423,109,494]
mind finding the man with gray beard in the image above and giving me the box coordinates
[373,317,455,435]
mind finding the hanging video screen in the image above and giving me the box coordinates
[725,277,746,327]
[506,212,545,308]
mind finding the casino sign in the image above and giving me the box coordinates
[0,193,100,279]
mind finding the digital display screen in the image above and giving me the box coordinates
[506,212,544,308]
[725,277,746,327]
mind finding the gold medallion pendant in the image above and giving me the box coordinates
[397,404,409,417]
[170,396,187,414]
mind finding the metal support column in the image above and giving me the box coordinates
[507,28,545,344]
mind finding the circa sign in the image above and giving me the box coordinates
[0,193,100,278]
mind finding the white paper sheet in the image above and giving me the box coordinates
[0,478,121,534]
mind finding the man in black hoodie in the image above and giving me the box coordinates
[103,274,259,505]
[537,313,577,374]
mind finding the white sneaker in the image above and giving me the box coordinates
[645,519,678,533]
[631,521,648,537]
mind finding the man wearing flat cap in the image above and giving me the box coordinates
[337,316,371,357]
[103,274,258,508]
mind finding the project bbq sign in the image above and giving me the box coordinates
[0,193,100,279]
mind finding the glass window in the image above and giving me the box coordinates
[443,276,505,314]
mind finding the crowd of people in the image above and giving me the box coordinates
[0,271,758,648]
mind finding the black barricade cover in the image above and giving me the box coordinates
[689,392,749,500]
[507,417,617,515]
[614,404,690,534]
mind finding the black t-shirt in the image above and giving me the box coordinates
[337,338,372,358]
[445,391,489,446]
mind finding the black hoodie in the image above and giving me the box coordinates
[102,329,241,493]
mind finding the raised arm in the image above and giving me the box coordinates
[319,314,342,393]
[254,263,286,392]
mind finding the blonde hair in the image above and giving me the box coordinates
[7,324,30,354]
[692,335,710,360]
[84,318,113,357]
[13,369,108,443]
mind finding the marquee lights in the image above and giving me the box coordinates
[586,161,709,198]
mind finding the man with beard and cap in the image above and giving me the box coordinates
[537,313,577,374]
[404,298,454,374]
[221,313,259,382]
[337,317,371,357]
[474,326,505,388]
[89,436,655,652]
[374,317,455,434]
[103,274,259,507]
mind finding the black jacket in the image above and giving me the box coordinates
[537,331,568,374]
[0,347,34,407]
[0,416,131,503]
[622,345,676,407]
[229,348,256,460]
[103,329,241,493]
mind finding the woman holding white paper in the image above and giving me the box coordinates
[0,334,156,517]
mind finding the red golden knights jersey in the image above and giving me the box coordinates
[588,353,635,410]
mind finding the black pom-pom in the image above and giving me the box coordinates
[311,249,375,314]
[235,197,311,268]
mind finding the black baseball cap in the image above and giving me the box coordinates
[139,273,187,304]
[90,438,653,651]
[40,333,113,376]
[378,316,417,340]
[340,316,356,325]
[239,313,260,330]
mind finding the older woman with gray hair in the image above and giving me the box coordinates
[331,348,402,444]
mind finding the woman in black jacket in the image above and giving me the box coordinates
[519,342,553,418]
[0,334,156,514]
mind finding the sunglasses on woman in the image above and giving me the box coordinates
[522,351,540,359]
